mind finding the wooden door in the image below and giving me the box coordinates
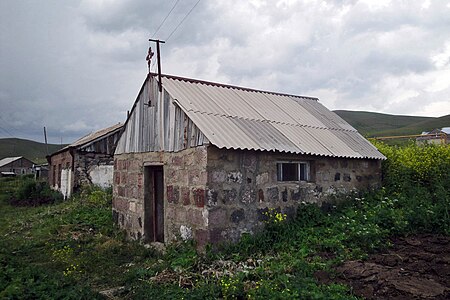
[144,166,164,242]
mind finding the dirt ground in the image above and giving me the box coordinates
[328,234,450,299]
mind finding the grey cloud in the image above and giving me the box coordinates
[80,0,160,33]
[363,51,432,74]
[0,0,139,142]
[1,0,450,143]
[79,0,204,38]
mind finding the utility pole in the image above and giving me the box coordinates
[148,39,165,92]
[147,39,166,151]
[43,127,49,155]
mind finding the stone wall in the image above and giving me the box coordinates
[164,146,209,245]
[205,146,382,244]
[112,146,209,243]
[113,145,382,247]
[49,150,115,196]
[74,151,114,190]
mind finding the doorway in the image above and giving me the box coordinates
[144,165,164,242]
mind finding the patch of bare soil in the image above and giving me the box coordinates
[334,234,450,299]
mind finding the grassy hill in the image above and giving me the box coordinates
[334,110,450,137]
[0,138,67,164]
[375,114,450,137]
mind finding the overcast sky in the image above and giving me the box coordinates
[1,0,449,143]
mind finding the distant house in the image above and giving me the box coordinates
[33,163,49,180]
[416,127,450,145]
[112,74,385,247]
[0,156,35,176]
[48,123,123,198]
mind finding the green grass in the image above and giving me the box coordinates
[0,138,67,164]
[0,181,157,299]
[334,110,450,137]
[0,143,449,299]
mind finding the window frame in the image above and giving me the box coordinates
[277,161,310,182]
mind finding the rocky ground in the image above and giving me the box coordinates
[333,234,450,299]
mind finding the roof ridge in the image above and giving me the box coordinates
[152,73,319,101]
[69,123,123,147]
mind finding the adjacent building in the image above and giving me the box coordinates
[113,73,385,247]
[416,127,450,145]
[33,163,49,180]
[48,123,123,198]
[0,156,35,176]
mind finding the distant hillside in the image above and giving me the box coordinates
[0,138,67,164]
[375,114,450,137]
[334,110,450,137]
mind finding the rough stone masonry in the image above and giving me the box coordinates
[112,145,381,248]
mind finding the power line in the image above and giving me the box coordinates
[0,126,14,137]
[166,0,202,41]
[0,115,14,137]
[151,0,181,38]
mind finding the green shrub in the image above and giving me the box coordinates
[295,203,327,227]
[74,186,112,208]
[374,141,450,193]
[9,179,63,206]
[165,240,198,271]
[373,142,450,234]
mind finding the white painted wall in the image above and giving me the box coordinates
[60,168,72,199]
[89,165,114,188]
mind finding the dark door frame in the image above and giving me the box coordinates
[143,164,164,243]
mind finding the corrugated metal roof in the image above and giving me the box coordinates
[161,74,385,159]
[51,123,123,156]
[70,123,123,148]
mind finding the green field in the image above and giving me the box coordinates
[334,110,450,137]
[1,143,448,299]
[0,138,66,164]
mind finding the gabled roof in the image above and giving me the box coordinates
[0,156,22,168]
[441,127,450,134]
[159,74,385,159]
[69,123,123,148]
[0,156,34,168]
[49,123,123,156]
[422,127,450,136]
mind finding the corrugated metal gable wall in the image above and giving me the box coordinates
[115,76,208,154]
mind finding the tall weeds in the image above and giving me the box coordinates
[373,141,450,233]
